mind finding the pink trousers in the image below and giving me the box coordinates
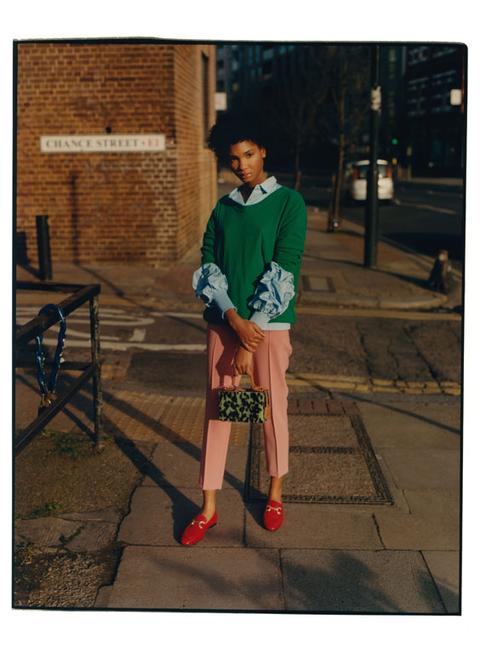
[199,323,293,490]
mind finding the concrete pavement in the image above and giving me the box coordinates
[92,391,459,612]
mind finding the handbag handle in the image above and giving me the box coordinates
[231,347,264,391]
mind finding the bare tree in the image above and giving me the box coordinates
[318,45,370,226]
[230,44,370,200]
[268,46,334,190]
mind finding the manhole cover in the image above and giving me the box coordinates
[245,397,393,505]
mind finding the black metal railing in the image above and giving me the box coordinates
[15,281,102,455]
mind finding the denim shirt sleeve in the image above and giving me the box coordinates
[192,262,236,318]
[248,261,295,326]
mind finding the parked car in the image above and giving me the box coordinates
[344,159,394,203]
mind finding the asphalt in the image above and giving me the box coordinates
[15,201,461,613]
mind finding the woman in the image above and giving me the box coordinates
[180,116,307,546]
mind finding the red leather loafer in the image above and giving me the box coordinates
[263,500,284,531]
[180,511,218,546]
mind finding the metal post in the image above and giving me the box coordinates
[89,294,104,450]
[364,45,381,268]
[35,215,53,280]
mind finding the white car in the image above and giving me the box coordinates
[346,159,394,202]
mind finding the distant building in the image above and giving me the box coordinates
[16,41,217,266]
[221,43,305,115]
[216,43,240,109]
[403,44,466,177]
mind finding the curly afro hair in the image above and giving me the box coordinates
[207,114,268,163]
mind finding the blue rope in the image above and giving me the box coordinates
[35,304,67,400]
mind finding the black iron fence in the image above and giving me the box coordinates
[15,281,102,455]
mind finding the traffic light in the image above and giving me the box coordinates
[391,137,399,145]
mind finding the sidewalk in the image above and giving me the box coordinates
[15,205,461,613]
[89,390,459,612]
[16,208,457,314]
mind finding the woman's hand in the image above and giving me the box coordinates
[225,309,265,352]
[233,345,254,377]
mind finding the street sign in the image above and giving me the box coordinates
[40,134,166,153]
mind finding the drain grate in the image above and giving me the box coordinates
[245,397,393,505]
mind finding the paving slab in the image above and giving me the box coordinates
[357,400,460,450]
[107,546,283,610]
[373,452,410,513]
[377,447,460,490]
[374,489,459,550]
[245,503,383,549]
[64,522,118,552]
[141,442,249,492]
[60,507,121,524]
[421,550,460,613]
[15,517,81,547]
[117,486,245,547]
[281,549,445,613]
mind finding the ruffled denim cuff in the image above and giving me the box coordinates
[192,263,236,318]
[250,310,271,329]
[249,261,295,319]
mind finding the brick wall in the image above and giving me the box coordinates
[174,45,217,259]
[16,42,217,265]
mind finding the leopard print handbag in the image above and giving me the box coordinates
[217,373,270,424]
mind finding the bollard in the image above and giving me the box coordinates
[35,215,52,280]
[327,173,339,232]
[428,249,452,294]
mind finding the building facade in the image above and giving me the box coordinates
[16,40,217,265]
[403,44,466,177]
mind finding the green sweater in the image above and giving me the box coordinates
[201,186,307,326]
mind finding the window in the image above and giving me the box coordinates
[202,53,209,145]
[408,46,429,65]
[262,60,272,77]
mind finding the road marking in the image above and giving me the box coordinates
[150,312,203,319]
[129,328,146,342]
[394,200,458,215]
[296,306,461,321]
[58,327,120,341]
[16,306,155,327]
[426,189,463,198]
[125,306,463,323]
[39,337,206,352]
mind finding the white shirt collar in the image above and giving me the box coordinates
[228,175,280,206]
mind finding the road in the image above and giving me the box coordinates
[273,173,464,270]
[17,304,462,398]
